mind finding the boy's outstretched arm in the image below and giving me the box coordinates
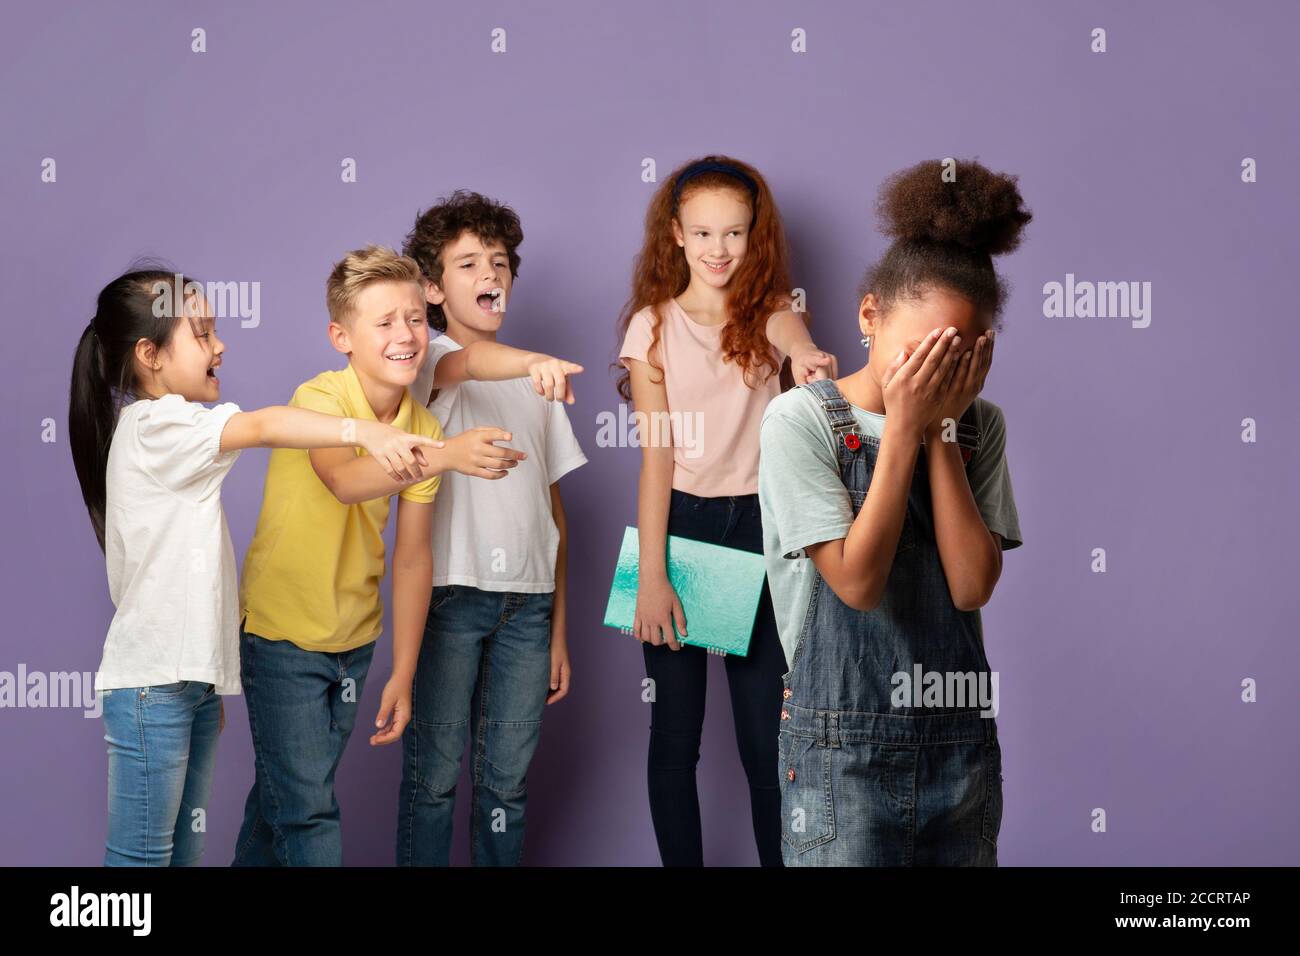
[547,482,571,704]
[311,427,527,505]
[219,406,438,478]
[371,496,433,746]
[433,340,584,404]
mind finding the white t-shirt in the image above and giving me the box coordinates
[412,335,588,592]
[96,394,243,695]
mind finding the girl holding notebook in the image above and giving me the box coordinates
[615,155,836,867]
[757,159,1029,865]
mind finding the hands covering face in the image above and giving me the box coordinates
[879,326,995,438]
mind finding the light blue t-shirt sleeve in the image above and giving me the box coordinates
[758,394,855,560]
[967,399,1022,550]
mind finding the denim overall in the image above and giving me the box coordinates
[778,378,1003,866]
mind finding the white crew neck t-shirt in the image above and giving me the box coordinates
[96,393,243,695]
[411,334,588,592]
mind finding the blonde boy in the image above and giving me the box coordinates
[234,246,523,866]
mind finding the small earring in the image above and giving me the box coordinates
[860,336,871,348]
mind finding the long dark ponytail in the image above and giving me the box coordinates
[68,268,188,551]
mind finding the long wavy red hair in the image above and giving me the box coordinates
[614,155,799,401]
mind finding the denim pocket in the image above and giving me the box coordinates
[780,734,836,853]
[148,680,189,697]
[981,742,1004,849]
[428,585,457,613]
[668,489,687,517]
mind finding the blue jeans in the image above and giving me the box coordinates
[779,379,1002,866]
[101,680,220,866]
[232,625,375,866]
[397,585,554,866]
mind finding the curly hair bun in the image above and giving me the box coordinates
[876,159,1031,256]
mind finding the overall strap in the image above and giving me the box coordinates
[800,378,984,470]
[800,378,858,442]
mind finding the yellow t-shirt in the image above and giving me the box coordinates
[239,362,443,653]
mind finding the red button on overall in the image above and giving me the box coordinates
[780,709,790,720]
[787,768,796,782]
[844,433,861,451]
[782,688,792,700]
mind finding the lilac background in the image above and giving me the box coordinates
[2,0,1297,866]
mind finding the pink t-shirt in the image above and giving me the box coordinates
[619,297,786,497]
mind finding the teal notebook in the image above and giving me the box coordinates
[604,525,767,657]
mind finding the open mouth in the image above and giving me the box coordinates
[206,366,219,379]
[703,260,731,274]
[385,351,417,364]
[476,288,504,312]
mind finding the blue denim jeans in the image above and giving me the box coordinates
[779,379,1003,866]
[396,585,554,867]
[232,625,375,867]
[101,680,220,866]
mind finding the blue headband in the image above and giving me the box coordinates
[671,160,759,205]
